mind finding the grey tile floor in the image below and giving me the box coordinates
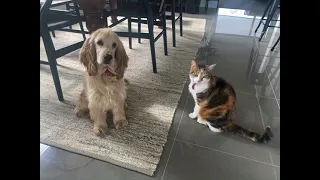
[40,3,280,180]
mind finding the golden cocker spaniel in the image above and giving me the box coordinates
[75,28,129,136]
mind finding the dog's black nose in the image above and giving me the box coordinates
[103,54,112,63]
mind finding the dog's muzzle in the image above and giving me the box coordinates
[103,51,113,64]
[103,54,112,64]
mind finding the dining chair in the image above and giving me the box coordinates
[109,0,168,73]
[40,0,86,101]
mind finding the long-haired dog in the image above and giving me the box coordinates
[74,28,129,136]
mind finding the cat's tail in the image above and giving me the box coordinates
[209,122,273,143]
[229,123,273,143]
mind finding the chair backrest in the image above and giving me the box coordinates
[116,0,163,13]
[40,0,53,23]
[41,0,81,25]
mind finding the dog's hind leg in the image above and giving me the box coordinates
[75,89,89,117]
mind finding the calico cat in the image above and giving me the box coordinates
[188,60,273,143]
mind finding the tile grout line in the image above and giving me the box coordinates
[265,70,280,110]
[160,93,190,180]
[269,152,278,180]
[232,89,279,101]
[255,85,279,180]
[254,85,266,129]
[237,90,276,100]
[174,138,280,168]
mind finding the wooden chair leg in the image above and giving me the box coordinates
[128,17,132,49]
[74,1,86,40]
[162,12,168,55]
[271,36,280,51]
[41,25,64,101]
[138,17,141,43]
[179,0,183,36]
[171,1,176,47]
[147,16,157,73]
[259,0,279,41]
[255,0,273,33]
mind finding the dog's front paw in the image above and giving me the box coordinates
[115,119,128,130]
[93,124,108,137]
[74,107,89,118]
[74,108,87,117]
[189,113,197,119]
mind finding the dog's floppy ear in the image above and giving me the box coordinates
[115,38,129,79]
[79,36,97,76]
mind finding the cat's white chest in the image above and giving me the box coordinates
[188,83,197,99]
[188,83,194,93]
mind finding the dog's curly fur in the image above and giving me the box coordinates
[75,28,129,136]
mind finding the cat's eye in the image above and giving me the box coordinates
[190,71,198,76]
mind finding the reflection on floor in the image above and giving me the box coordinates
[218,0,268,10]
[40,2,280,180]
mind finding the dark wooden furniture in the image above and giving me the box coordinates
[78,0,106,33]
[79,0,168,73]
[164,0,183,47]
[255,0,280,41]
[271,36,280,51]
[40,0,86,101]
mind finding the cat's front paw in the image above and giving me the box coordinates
[189,113,197,119]
[197,118,208,126]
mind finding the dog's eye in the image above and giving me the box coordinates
[97,40,103,46]
[112,43,117,48]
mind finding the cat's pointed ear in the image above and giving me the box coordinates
[191,60,198,68]
[206,64,216,71]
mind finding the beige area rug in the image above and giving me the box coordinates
[40,15,205,176]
